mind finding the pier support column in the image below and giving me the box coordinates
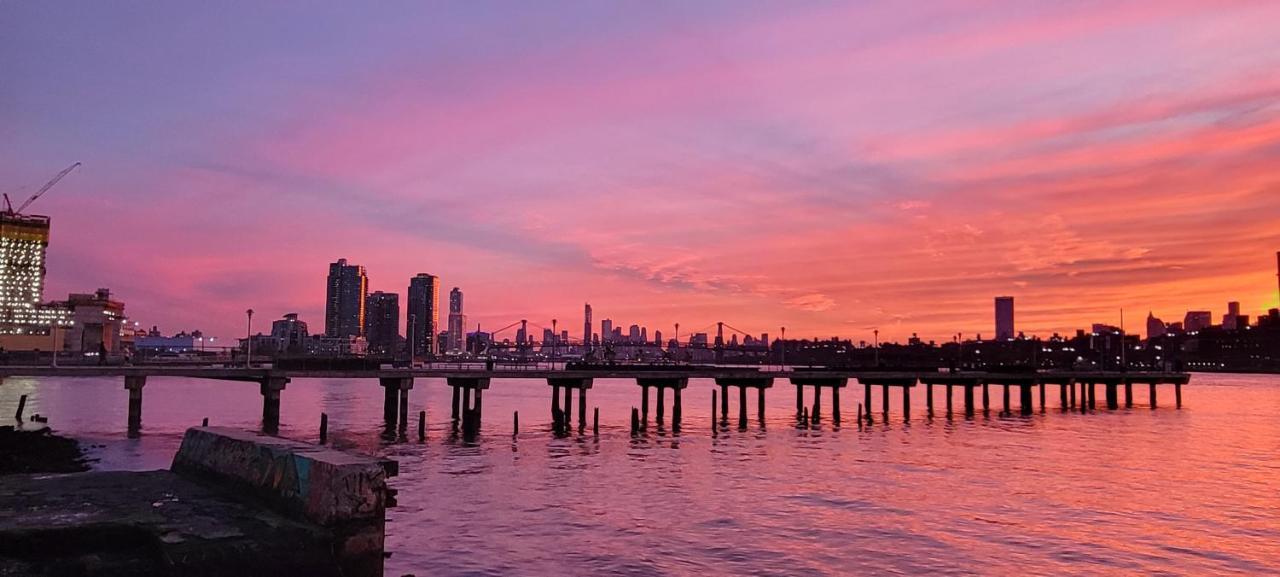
[1020,384,1033,416]
[832,385,841,424]
[1059,382,1068,410]
[738,386,748,428]
[926,383,934,415]
[641,385,649,425]
[1039,382,1046,412]
[1087,381,1097,411]
[1149,382,1157,408]
[1124,381,1133,408]
[964,385,975,417]
[381,381,399,426]
[946,384,953,416]
[982,383,990,414]
[721,384,730,422]
[1002,384,1010,415]
[453,385,462,430]
[578,388,587,432]
[796,384,804,418]
[1068,380,1076,409]
[448,377,490,434]
[812,386,822,424]
[673,386,682,429]
[1105,382,1119,410]
[124,375,146,436]
[259,377,288,435]
[758,388,766,423]
[864,384,872,417]
[881,385,889,416]
[551,384,561,423]
[656,387,665,424]
[1175,382,1182,408]
[902,386,910,419]
[564,385,573,430]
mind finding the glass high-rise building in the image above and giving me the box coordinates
[325,258,367,338]
[407,274,439,358]
[0,213,70,334]
[447,287,465,353]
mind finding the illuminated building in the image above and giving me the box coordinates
[447,287,465,353]
[0,213,70,336]
[325,258,367,338]
[407,273,439,358]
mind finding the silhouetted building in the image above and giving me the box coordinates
[601,319,613,343]
[447,287,465,353]
[995,296,1015,340]
[364,291,399,355]
[271,313,309,355]
[406,273,439,359]
[325,258,367,338]
[1184,311,1212,333]
[1147,312,1166,339]
[583,303,592,350]
[1223,301,1241,331]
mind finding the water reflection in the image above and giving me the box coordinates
[1,374,1278,575]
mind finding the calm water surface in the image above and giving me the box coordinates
[2,373,1278,576]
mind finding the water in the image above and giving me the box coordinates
[2,373,1278,576]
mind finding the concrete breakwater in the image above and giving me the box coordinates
[0,427,397,577]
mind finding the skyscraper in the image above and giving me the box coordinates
[601,319,613,344]
[364,291,399,355]
[325,258,367,338]
[995,296,1015,340]
[407,274,439,358]
[1184,311,1212,332]
[1146,312,1166,339]
[447,287,465,353]
[0,213,69,334]
[583,303,592,350]
[1223,301,1241,330]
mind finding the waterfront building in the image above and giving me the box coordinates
[364,291,399,355]
[995,296,1015,340]
[61,288,127,354]
[1223,302,1241,331]
[447,287,465,353]
[1184,311,1212,333]
[270,313,309,355]
[406,273,439,359]
[0,212,70,337]
[601,319,613,343]
[1147,312,1167,340]
[583,303,592,350]
[325,259,367,338]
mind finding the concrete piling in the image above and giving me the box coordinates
[641,386,650,425]
[578,388,587,432]
[1020,384,1033,416]
[1175,382,1182,408]
[419,410,426,441]
[593,407,599,435]
[1002,384,1010,415]
[982,383,990,415]
[712,390,718,433]
[721,384,730,422]
[881,384,889,416]
[630,407,639,435]
[452,385,462,430]
[319,413,328,444]
[832,385,841,424]
[946,384,953,416]
[738,386,748,428]
[1124,381,1133,408]
[964,384,975,417]
[926,383,934,415]
[656,387,665,425]
[902,386,910,419]
[126,375,147,435]
[813,386,822,424]
[758,388,766,424]
[1149,382,1157,408]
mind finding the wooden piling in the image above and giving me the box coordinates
[964,384,975,417]
[1059,382,1068,410]
[641,385,650,425]
[902,386,911,419]
[656,387,665,424]
[201,417,208,427]
[982,383,990,414]
[513,411,519,437]
[14,394,26,421]
[802,406,810,428]
[1021,384,1033,416]
[1002,384,1010,415]
[1175,382,1182,408]
[757,387,766,423]
[864,384,872,418]
[1149,382,1157,408]
[881,384,889,415]
[630,407,640,435]
[1069,380,1076,408]
[738,386,748,428]
[593,407,599,435]
[926,383,934,415]
[319,413,328,444]
[1124,381,1133,408]
[419,410,426,441]
[813,386,822,424]
[721,384,730,421]
[946,384,953,416]
[1038,382,1046,412]
[832,385,841,423]
[712,390,718,433]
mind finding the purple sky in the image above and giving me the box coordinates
[4,1,1280,343]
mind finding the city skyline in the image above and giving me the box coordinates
[5,2,1280,342]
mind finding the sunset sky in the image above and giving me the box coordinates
[4,1,1279,343]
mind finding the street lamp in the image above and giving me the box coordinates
[873,329,879,367]
[245,309,254,368]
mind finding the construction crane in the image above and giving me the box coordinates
[4,162,80,216]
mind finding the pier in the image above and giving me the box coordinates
[0,366,1191,435]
